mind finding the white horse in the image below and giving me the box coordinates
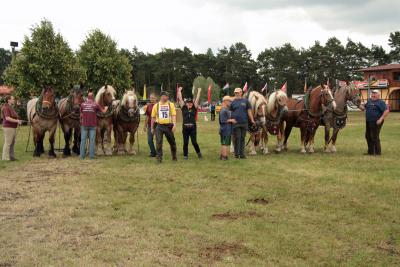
[247,91,268,155]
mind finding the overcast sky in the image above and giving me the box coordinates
[1,0,399,56]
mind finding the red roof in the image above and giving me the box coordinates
[0,86,14,95]
[355,64,400,72]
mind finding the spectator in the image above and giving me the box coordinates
[219,96,236,160]
[143,93,157,157]
[2,95,23,161]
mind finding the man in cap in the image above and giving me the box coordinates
[151,91,177,163]
[230,87,256,159]
[360,89,389,155]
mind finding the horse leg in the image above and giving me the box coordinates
[63,126,72,156]
[249,134,257,155]
[308,134,315,154]
[48,125,57,158]
[331,128,340,153]
[300,127,307,154]
[128,131,136,155]
[33,128,41,157]
[104,125,113,156]
[96,127,104,156]
[72,127,80,155]
[117,129,126,155]
[283,124,292,151]
[324,126,331,153]
[275,132,282,153]
[263,132,269,154]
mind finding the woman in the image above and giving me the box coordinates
[177,87,202,160]
[2,95,23,161]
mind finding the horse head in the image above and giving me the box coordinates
[96,85,116,107]
[267,90,287,117]
[347,83,362,107]
[70,84,84,113]
[320,84,336,110]
[122,89,138,117]
[41,86,56,112]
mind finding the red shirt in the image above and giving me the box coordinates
[1,104,18,128]
[80,99,100,127]
[145,103,155,126]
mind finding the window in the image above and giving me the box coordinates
[393,72,400,81]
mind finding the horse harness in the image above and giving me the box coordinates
[117,104,140,123]
[61,95,80,120]
[34,95,59,120]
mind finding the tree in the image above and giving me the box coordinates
[192,76,220,102]
[3,20,82,98]
[77,30,132,94]
[370,45,391,66]
[0,48,12,85]
[389,31,400,62]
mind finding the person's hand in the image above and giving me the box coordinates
[104,106,108,112]
[251,119,256,125]
[198,87,202,92]
[143,126,147,133]
[231,119,237,124]
[17,120,23,126]
[172,124,176,133]
[376,118,383,125]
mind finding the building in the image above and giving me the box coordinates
[355,64,400,111]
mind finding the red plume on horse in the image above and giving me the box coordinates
[27,86,59,157]
[58,84,84,156]
[283,83,336,153]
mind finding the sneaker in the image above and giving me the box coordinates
[10,158,17,161]
[149,154,157,158]
[197,153,202,159]
[184,156,188,160]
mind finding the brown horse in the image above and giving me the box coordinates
[95,85,116,156]
[261,90,288,153]
[113,90,140,155]
[58,85,84,156]
[322,82,361,152]
[283,85,336,153]
[27,86,59,157]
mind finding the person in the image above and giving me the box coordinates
[359,89,389,156]
[1,95,23,161]
[151,91,177,163]
[143,93,157,157]
[210,102,216,121]
[79,89,107,159]
[219,96,236,160]
[230,87,255,159]
[177,87,202,160]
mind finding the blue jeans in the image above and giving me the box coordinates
[80,126,96,159]
[147,126,156,156]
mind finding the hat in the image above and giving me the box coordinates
[160,91,169,96]
[371,89,380,94]
[185,98,193,103]
[234,88,242,93]
[222,96,232,101]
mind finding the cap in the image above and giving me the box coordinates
[185,98,193,103]
[222,96,232,101]
[160,91,169,96]
[371,89,380,94]
[234,88,242,93]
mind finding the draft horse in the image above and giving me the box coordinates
[95,85,116,156]
[283,85,336,153]
[27,86,59,157]
[58,84,84,156]
[322,82,361,152]
[113,90,140,155]
[247,91,268,155]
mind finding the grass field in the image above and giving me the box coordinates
[0,112,399,266]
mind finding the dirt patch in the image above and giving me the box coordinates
[247,198,269,205]
[211,211,262,220]
[0,192,25,201]
[377,240,399,256]
[199,242,245,261]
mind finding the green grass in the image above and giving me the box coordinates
[0,112,399,266]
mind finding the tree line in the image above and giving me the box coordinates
[1,19,400,101]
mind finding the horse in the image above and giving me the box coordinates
[282,85,336,153]
[322,83,362,153]
[95,85,116,156]
[27,86,59,157]
[113,90,140,155]
[247,91,268,155]
[260,90,288,154]
[58,85,84,156]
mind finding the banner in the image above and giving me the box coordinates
[207,84,212,103]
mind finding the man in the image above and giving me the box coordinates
[151,91,177,163]
[143,93,157,157]
[177,87,202,160]
[230,87,255,159]
[210,102,216,121]
[360,89,389,156]
[219,96,236,160]
[80,89,107,159]
[2,95,23,161]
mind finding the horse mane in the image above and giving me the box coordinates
[267,90,287,113]
[249,91,267,114]
[95,85,116,104]
[121,90,137,107]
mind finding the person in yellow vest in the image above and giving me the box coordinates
[151,91,177,163]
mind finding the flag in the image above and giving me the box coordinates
[207,84,212,103]
[143,84,147,100]
[222,83,229,91]
[261,82,268,93]
[243,82,248,93]
[304,79,307,93]
[176,83,179,101]
[281,82,287,93]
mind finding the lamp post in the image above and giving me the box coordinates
[10,41,18,61]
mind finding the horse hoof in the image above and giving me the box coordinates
[300,150,306,154]
[117,150,125,155]
[331,147,337,153]
[128,151,137,155]
[308,149,315,154]
[274,149,281,154]
[48,153,57,158]
[249,151,257,156]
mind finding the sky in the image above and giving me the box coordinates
[1,0,399,56]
